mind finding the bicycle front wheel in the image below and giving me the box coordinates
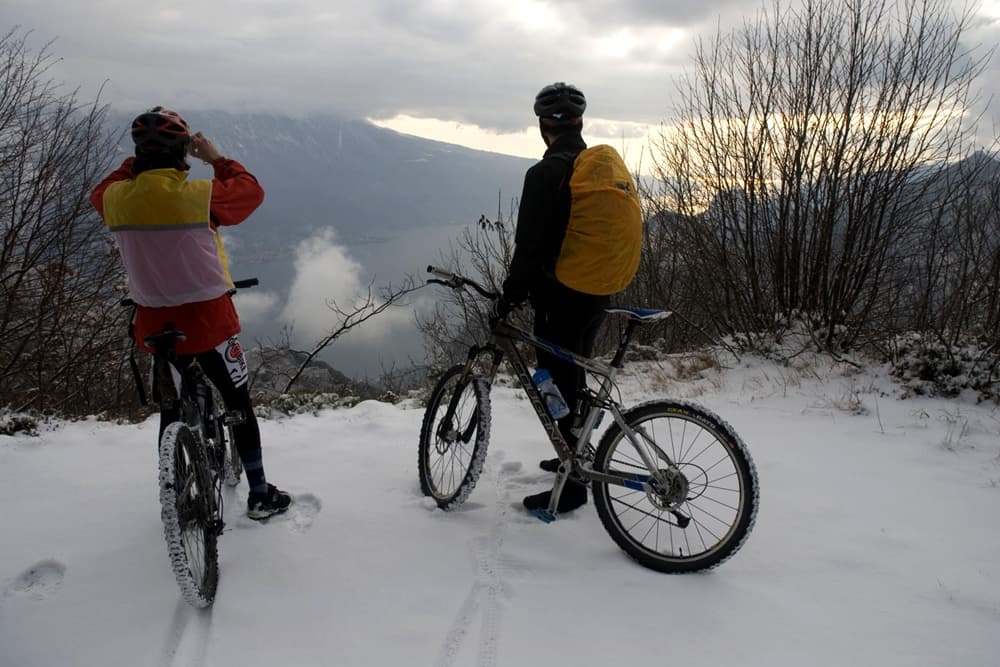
[592,400,759,573]
[418,364,491,509]
[159,421,220,607]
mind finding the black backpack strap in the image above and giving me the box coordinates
[547,151,579,191]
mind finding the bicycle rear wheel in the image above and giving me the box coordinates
[592,400,759,573]
[159,421,220,607]
[418,364,491,509]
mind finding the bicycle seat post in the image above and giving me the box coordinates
[610,319,640,368]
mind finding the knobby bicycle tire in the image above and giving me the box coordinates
[418,364,491,509]
[159,421,220,607]
[591,400,759,573]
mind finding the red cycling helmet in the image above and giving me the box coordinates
[131,106,191,152]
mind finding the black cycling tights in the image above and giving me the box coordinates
[532,280,610,442]
[157,347,262,465]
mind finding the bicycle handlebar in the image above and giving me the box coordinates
[232,278,259,290]
[120,278,260,308]
[426,265,499,300]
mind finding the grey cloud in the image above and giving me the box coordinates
[547,0,745,27]
[7,0,999,138]
[8,0,700,131]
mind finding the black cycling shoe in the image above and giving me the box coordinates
[523,479,588,514]
[247,484,292,520]
[539,457,561,473]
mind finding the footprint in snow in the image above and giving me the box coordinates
[287,493,321,532]
[509,472,552,486]
[234,492,322,533]
[4,559,66,601]
[500,460,523,474]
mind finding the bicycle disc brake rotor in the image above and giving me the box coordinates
[434,420,459,454]
[647,467,689,509]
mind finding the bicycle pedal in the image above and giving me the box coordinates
[222,411,245,426]
[529,508,557,524]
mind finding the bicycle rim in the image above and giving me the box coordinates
[159,421,219,607]
[592,400,759,573]
[418,365,491,509]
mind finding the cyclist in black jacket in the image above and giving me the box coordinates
[495,83,610,514]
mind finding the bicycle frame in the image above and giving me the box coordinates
[452,315,681,516]
[149,337,206,432]
[425,265,684,517]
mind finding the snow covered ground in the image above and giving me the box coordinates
[2,354,998,667]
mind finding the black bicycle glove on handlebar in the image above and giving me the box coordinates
[489,297,518,323]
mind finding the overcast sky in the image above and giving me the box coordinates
[7,0,1000,162]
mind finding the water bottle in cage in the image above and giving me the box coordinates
[532,368,570,419]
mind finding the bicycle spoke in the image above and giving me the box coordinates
[593,402,758,570]
[419,367,491,507]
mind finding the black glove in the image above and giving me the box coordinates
[489,297,515,323]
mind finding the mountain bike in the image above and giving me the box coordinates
[418,267,759,573]
[123,279,255,607]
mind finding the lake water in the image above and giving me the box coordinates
[232,220,478,381]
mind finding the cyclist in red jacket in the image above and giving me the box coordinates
[91,106,290,520]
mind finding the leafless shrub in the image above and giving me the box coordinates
[417,200,526,374]
[0,29,132,419]
[646,0,994,356]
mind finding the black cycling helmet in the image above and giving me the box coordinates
[131,106,191,152]
[533,82,587,119]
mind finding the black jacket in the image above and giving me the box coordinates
[502,132,587,304]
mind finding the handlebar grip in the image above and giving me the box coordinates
[232,278,259,289]
[427,265,456,281]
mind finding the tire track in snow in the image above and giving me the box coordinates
[435,452,522,667]
[159,600,214,667]
[157,484,264,667]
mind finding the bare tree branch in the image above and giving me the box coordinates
[281,276,419,394]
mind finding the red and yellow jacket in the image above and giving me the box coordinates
[91,157,264,355]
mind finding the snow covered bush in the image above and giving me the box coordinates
[889,333,998,401]
[256,392,363,418]
[254,389,410,418]
[0,410,39,436]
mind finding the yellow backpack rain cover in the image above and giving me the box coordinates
[555,145,643,295]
